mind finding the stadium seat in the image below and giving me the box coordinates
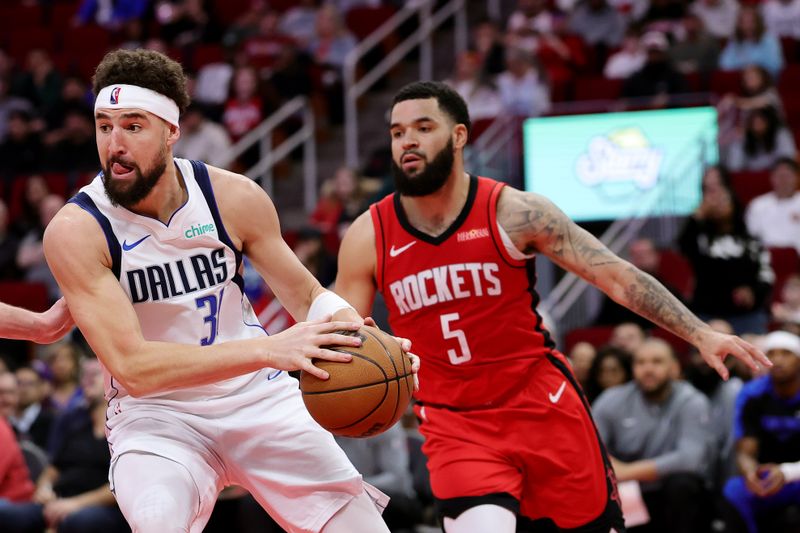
[0,282,49,312]
[709,70,741,96]
[730,170,771,208]
[564,325,614,353]
[345,5,398,41]
[6,28,56,65]
[768,246,800,304]
[212,0,253,26]
[0,4,43,30]
[657,249,695,301]
[573,77,622,102]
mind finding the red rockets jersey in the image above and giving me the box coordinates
[370,175,554,409]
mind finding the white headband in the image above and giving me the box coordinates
[95,84,180,127]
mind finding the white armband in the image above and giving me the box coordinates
[307,291,355,321]
[780,461,800,483]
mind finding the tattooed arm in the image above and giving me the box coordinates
[496,187,771,378]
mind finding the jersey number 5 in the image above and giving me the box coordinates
[440,312,472,365]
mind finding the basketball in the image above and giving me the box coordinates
[299,325,414,438]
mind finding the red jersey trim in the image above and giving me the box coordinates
[487,179,527,269]
[369,202,387,290]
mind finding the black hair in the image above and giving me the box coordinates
[93,49,190,114]
[392,81,471,136]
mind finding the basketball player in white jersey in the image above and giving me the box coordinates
[42,49,417,533]
[0,299,73,343]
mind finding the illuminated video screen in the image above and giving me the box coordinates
[523,107,718,222]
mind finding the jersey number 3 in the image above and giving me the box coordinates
[196,290,224,346]
[440,312,472,365]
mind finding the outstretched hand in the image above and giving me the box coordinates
[696,329,771,380]
[34,298,74,344]
[364,316,421,391]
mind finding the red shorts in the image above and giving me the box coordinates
[414,351,622,530]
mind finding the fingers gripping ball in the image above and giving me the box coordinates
[300,325,414,438]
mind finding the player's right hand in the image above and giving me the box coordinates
[263,316,362,380]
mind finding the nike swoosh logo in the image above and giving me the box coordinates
[122,234,151,251]
[389,241,417,258]
[548,380,567,404]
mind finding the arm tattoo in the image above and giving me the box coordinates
[498,191,620,282]
[499,190,705,340]
[622,267,704,339]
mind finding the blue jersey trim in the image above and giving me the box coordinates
[191,160,243,275]
[69,192,122,280]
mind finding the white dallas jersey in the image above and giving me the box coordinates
[72,158,279,414]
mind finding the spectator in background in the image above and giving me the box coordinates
[622,31,688,108]
[445,51,503,122]
[0,414,35,506]
[568,0,626,53]
[242,10,297,72]
[10,365,54,451]
[585,345,633,403]
[685,318,744,485]
[724,331,800,533]
[0,77,34,145]
[679,166,774,334]
[690,0,740,40]
[278,0,320,48]
[772,274,800,335]
[604,27,647,79]
[310,166,370,252]
[43,108,99,173]
[610,321,647,355]
[155,0,222,47]
[506,0,558,54]
[335,424,419,533]
[745,158,800,251]
[773,287,800,332]
[11,175,49,239]
[44,343,83,413]
[292,227,337,288]
[719,7,784,77]
[761,0,800,40]
[75,0,149,29]
[307,3,357,125]
[717,65,785,143]
[0,110,43,179]
[11,49,62,127]
[593,338,714,533]
[174,105,232,167]
[669,13,721,76]
[16,194,65,303]
[0,370,18,420]
[222,65,263,169]
[568,341,597,391]
[471,18,506,76]
[725,106,797,171]
[496,47,550,117]
[0,200,21,280]
[0,358,128,533]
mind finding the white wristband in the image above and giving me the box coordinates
[307,291,355,321]
[780,462,800,483]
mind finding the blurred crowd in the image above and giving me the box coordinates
[0,0,798,532]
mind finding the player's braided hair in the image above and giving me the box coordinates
[392,81,471,137]
[92,49,190,114]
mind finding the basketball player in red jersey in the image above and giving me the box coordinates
[335,81,772,533]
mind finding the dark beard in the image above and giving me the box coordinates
[391,138,454,197]
[102,148,167,208]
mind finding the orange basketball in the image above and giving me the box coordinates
[299,325,413,438]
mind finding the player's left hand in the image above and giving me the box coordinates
[696,329,771,380]
[34,298,74,344]
[364,316,420,392]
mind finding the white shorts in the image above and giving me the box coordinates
[106,372,387,533]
